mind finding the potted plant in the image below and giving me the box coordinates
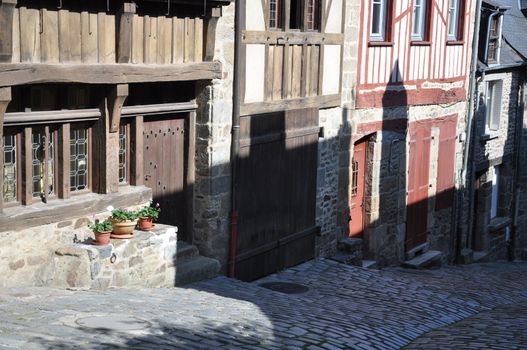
[88,218,113,245]
[137,202,161,231]
[109,208,139,238]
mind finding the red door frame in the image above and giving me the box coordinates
[349,139,368,237]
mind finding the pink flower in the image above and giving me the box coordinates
[155,203,160,208]
[124,208,128,211]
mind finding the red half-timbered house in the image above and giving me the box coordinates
[348,0,474,265]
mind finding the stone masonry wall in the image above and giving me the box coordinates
[0,198,148,288]
[194,3,234,272]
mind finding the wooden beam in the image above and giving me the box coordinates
[0,87,12,212]
[130,115,144,186]
[240,94,341,115]
[108,84,129,133]
[204,7,221,61]
[0,0,17,63]
[0,62,222,87]
[243,31,344,45]
[57,123,70,199]
[117,3,137,63]
[21,126,32,205]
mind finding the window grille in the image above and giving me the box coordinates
[269,0,281,28]
[31,129,54,198]
[351,159,358,197]
[70,127,89,192]
[3,133,17,203]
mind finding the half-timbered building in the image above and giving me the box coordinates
[0,0,231,287]
[343,0,476,266]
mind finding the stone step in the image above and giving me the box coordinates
[175,255,220,286]
[403,250,442,269]
[473,250,490,263]
[337,238,363,253]
[362,260,378,269]
[176,241,199,263]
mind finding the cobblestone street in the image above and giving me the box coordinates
[0,260,526,349]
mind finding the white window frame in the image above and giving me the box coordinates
[370,0,388,41]
[490,166,500,219]
[447,0,460,40]
[412,0,427,41]
[484,79,503,132]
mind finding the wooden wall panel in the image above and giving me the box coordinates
[40,10,59,63]
[19,7,40,62]
[11,8,19,63]
[157,16,172,64]
[81,12,98,63]
[143,16,157,64]
[290,45,303,98]
[98,13,116,63]
[172,17,185,63]
[184,17,195,63]
[194,18,203,62]
[272,45,284,100]
[132,14,144,64]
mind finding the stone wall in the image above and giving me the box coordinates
[0,186,150,288]
[194,3,234,272]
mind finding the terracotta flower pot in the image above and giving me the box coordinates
[110,219,137,237]
[138,217,154,231]
[93,231,111,245]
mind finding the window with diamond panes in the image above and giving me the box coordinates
[31,128,55,198]
[119,124,128,184]
[3,132,17,203]
[70,127,89,192]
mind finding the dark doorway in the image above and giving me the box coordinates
[143,115,186,232]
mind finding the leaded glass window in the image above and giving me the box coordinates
[119,125,127,184]
[70,127,89,192]
[269,0,282,29]
[306,0,321,31]
[3,133,17,203]
[31,129,54,198]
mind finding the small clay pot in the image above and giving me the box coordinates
[138,217,154,231]
[93,231,111,245]
[110,219,137,236]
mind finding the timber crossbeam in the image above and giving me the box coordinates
[0,62,222,87]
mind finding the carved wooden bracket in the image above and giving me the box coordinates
[0,87,12,212]
[0,0,17,63]
[204,7,222,61]
[117,3,137,63]
[108,84,129,133]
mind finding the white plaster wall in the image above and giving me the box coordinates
[322,45,342,95]
[325,0,343,33]
[245,0,266,31]
[244,44,266,103]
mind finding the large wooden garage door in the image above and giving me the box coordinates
[235,108,319,281]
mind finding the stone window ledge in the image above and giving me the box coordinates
[0,186,152,232]
[488,216,512,233]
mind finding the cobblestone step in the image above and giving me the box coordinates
[403,250,442,269]
[362,260,378,269]
[175,241,199,262]
[175,255,220,286]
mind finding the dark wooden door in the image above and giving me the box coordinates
[406,127,431,251]
[349,140,367,237]
[143,116,186,230]
[235,108,319,281]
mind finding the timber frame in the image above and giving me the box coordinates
[240,0,345,115]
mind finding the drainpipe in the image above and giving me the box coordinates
[510,81,525,260]
[228,0,243,277]
[456,0,482,262]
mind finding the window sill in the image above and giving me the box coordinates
[368,41,394,47]
[446,40,464,46]
[488,216,512,233]
[0,185,152,232]
[411,41,431,46]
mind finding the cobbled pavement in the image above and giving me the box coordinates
[0,260,526,349]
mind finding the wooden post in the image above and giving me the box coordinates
[0,0,17,63]
[21,126,32,205]
[204,7,221,61]
[108,84,128,133]
[185,111,196,243]
[130,115,144,186]
[0,87,12,211]
[58,123,70,199]
[117,2,136,63]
